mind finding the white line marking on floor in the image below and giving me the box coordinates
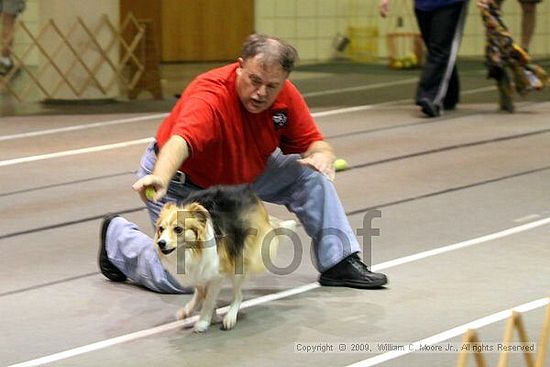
[0,82,499,145]
[7,217,550,367]
[6,283,320,367]
[0,114,168,142]
[0,83,513,167]
[0,78,414,142]
[345,297,549,367]
[0,79,415,142]
[0,138,153,167]
[302,78,418,98]
[371,216,550,270]
[514,214,542,223]
[461,86,496,95]
[0,105,378,167]
[313,105,376,117]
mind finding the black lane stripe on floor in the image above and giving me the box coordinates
[0,171,137,198]
[326,108,541,140]
[346,165,550,216]
[0,272,99,298]
[319,100,547,139]
[346,128,550,171]
[1,99,546,198]
[2,121,549,200]
[0,206,146,240]
[2,165,549,298]
[2,165,549,242]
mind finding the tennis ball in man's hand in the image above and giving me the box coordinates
[334,158,349,171]
[145,186,156,201]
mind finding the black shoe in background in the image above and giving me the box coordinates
[319,253,388,289]
[418,98,441,117]
[98,214,127,282]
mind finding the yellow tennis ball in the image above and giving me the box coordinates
[334,158,349,171]
[393,60,403,69]
[145,186,156,201]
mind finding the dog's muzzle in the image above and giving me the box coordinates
[157,239,175,255]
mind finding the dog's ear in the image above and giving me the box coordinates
[158,202,176,217]
[182,202,210,225]
[178,203,209,244]
[157,202,176,226]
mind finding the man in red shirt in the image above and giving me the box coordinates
[99,34,387,292]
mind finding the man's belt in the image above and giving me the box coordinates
[153,142,201,188]
[172,170,186,184]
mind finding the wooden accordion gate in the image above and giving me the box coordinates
[0,13,161,102]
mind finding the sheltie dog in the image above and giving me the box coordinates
[154,185,295,333]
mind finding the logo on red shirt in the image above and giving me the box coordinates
[272,110,288,129]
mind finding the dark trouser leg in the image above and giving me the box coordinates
[414,1,468,110]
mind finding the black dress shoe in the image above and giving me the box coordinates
[418,98,441,117]
[98,215,127,282]
[319,253,388,289]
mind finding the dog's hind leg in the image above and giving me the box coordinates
[223,275,246,330]
[194,278,224,333]
[177,286,205,320]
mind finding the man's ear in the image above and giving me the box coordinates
[236,57,245,76]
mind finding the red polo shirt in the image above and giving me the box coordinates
[156,63,323,188]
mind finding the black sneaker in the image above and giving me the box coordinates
[98,214,127,282]
[418,98,441,117]
[319,253,388,289]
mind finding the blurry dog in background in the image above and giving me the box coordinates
[155,185,295,332]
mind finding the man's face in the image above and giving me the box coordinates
[236,55,288,113]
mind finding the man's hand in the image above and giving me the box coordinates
[297,141,336,181]
[297,152,336,181]
[133,174,168,202]
[379,0,390,17]
[134,135,190,202]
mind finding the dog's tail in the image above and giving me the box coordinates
[244,217,297,274]
[273,218,297,231]
[270,217,297,239]
[241,217,297,274]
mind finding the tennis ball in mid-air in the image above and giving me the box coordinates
[145,186,156,201]
[334,158,349,171]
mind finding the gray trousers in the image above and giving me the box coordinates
[105,142,360,293]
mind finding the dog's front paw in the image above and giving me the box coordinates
[222,312,238,330]
[176,307,189,320]
[193,320,210,333]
